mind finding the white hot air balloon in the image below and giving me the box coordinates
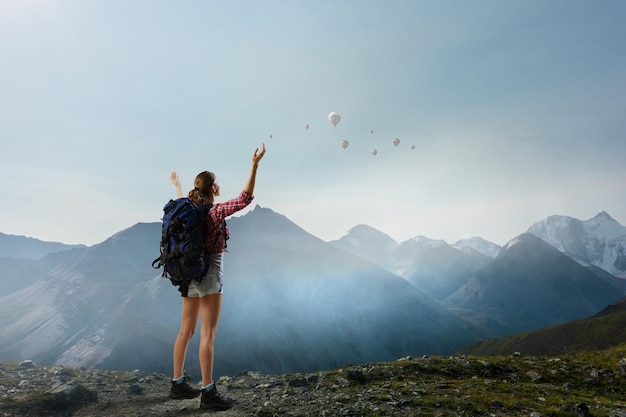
[392,137,400,147]
[372,149,378,156]
[328,112,341,127]
[340,139,349,149]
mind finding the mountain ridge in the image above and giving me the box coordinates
[0,206,483,378]
[443,233,624,336]
[1,208,625,378]
[0,232,85,260]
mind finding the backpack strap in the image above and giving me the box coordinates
[178,279,190,297]
[203,203,227,254]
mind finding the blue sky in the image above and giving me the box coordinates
[1,0,625,246]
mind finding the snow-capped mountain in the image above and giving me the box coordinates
[528,211,626,277]
[391,235,451,277]
[453,237,501,258]
[330,229,495,279]
[330,230,493,301]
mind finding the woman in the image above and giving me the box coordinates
[168,143,266,411]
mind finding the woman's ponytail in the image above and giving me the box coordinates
[188,172,215,205]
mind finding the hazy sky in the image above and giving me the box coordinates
[1,0,625,246]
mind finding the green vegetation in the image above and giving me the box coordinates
[308,344,626,417]
[460,310,626,357]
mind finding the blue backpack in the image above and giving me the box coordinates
[152,198,209,296]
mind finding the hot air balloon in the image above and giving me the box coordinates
[392,137,400,147]
[372,149,378,156]
[328,112,341,127]
[304,124,310,130]
[411,145,415,150]
[340,140,349,149]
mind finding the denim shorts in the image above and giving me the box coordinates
[186,254,223,297]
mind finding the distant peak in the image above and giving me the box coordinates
[455,236,489,245]
[343,224,396,243]
[590,210,618,223]
[502,236,523,251]
[453,236,501,258]
[582,210,625,240]
[543,214,578,225]
[243,205,283,218]
[243,205,292,221]
[409,235,446,245]
[348,224,379,233]
[250,204,273,213]
[501,233,543,251]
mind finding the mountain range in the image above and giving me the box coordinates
[0,232,85,260]
[0,209,624,378]
[0,207,481,378]
[442,233,624,335]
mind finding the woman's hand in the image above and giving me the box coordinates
[244,143,266,195]
[170,171,183,198]
[252,143,266,166]
[170,171,181,187]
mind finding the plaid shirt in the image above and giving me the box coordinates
[204,190,254,254]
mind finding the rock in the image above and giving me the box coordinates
[617,358,626,376]
[126,384,143,395]
[558,403,594,417]
[333,376,350,387]
[128,369,143,382]
[345,368,366,382]
[490,400,504,408]
[18,360,35,368]
[45,382,98,411]
[526,371,543,382]
[288,378,308,387]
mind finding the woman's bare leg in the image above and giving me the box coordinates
[198,294,222,386]
[173,296,200,379]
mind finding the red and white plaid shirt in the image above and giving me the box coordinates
[204,190,254,254]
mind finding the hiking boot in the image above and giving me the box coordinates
[200,385,234,410]
[169,377,201,399]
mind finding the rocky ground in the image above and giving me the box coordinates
[1,347,626,417]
